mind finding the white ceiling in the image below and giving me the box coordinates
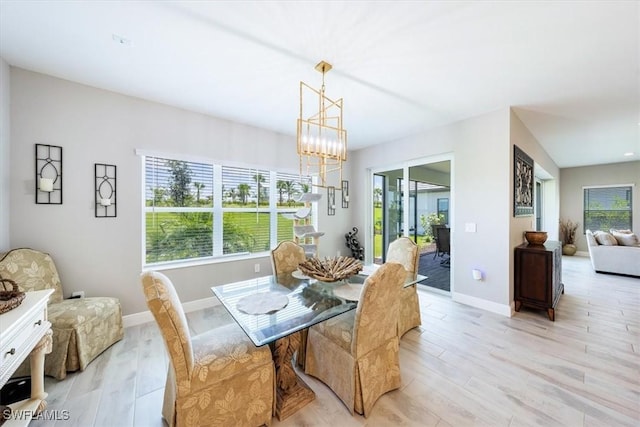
[1,1,638,168]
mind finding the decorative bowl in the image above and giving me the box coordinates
[298,256,363,282]
[524,231,548,245]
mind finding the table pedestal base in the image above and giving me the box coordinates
[271,332,315,420]
[275,375,315,420]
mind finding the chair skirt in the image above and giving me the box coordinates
[305,327,401,417]
[398,285,421,337]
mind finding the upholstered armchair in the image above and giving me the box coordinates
[387,237,422,336]
[140,271,275,427]
[304,262,406,417]
[0,248,123,380]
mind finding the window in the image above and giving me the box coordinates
[144,155,311,266]
[437,198,449,225]
[145,157,214,264]
[583,185,633,232]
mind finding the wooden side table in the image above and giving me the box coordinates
[0,289,53,425]
[514,241,564,321]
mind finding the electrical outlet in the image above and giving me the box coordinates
[254,263,260,273]
[70,291,85,299]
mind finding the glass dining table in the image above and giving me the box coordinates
[211,265,426,420]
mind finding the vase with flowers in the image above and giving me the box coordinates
[559,219,579,255]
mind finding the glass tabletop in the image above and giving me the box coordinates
[211,267,426,347]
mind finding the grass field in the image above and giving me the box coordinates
[145,205,431,263]
[373,205,431,258]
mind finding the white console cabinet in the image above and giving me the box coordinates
[0,289,53,426]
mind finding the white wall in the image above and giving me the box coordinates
[560,161,640,252]
[9,68,349,315]
[451,109,511,311]
[0,58,10,250]
[510,110,560,239]
[352,109,515,315]
[509,110,560,303]
[6,67,568,318]
[351,107,559,316]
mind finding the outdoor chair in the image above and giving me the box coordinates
[431,224,447,259]
[436,227,451,267]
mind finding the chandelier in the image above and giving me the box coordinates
[297,61,347,188]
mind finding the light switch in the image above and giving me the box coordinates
[465,223,477,233]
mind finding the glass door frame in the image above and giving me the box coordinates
[365,153,455,267]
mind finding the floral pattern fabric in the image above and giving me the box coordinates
[305,262,405,417]
[141,271,275,427]
[270,241,306,275]
[386,237,422,336]
[270,240,308,368]
[0,248,124,380]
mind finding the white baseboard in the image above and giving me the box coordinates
[123,297,221,328]
[451,292,513,317]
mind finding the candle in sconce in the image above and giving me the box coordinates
[100,198,112,206]
[39,178,54,192]
[344,195,350,202]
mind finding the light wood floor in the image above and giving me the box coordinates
[32,256,639,426]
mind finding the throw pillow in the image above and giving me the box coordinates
[610,228,633,234]
[594,231,618,246]
[611,230,639,246]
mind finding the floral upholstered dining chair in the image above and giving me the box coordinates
[140,271,275,427]
[270,240,306,276]
[270,240,309,368]
[304,262,406,417]
[386,237,422,336]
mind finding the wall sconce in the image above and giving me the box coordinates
[341,180,349,208]
[35,144,63,204]
[95,163,117,218]
[327,186,336,216]
[39,178,54,192]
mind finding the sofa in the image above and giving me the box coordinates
[0,248,124,379]
[585,230,640,277]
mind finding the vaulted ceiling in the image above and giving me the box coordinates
[1,1,638,168]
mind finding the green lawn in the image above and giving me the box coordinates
[373,205,431,259]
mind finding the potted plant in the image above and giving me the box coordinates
[420,212,445,242]
[559,219,579,255]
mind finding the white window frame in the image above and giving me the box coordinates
[583,183,634,233]
[138,150,314,269]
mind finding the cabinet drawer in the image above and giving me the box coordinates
[0,307,47,368]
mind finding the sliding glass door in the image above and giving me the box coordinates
[370,159,453,293]
[373,169,404,263]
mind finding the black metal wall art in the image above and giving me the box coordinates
[514,145,534,217]
[341,180,349,208]
[95,163,117,217]
[327,186,336,216]
[35,144,63,204]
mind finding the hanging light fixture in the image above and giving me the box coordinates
[297,61,347,188]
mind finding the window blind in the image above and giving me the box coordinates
[583,186,632,232]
